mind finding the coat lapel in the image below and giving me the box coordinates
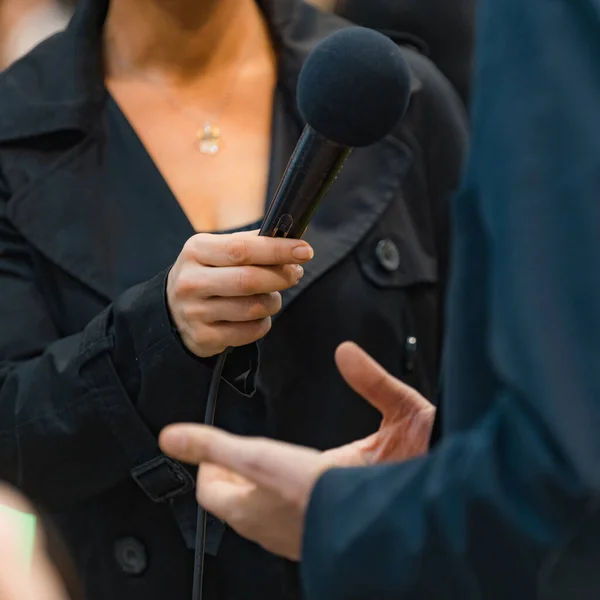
[283,136,412,307]
[5,132,190,301]
[0,0,419,306]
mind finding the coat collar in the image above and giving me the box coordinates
[0,0,106,141]
[0,0,421,307]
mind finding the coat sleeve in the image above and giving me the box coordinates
[301,0,600,597]
[0,184,258,510]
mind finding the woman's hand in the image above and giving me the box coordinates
[160,342,436,560]
[167,231,314,358]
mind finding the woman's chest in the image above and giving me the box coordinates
[128,116,272,231]
[108,86,273,232]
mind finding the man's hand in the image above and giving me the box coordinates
[159,342,436,560]
[161,428,326,560]
[324,341,435,466]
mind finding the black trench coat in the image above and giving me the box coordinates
[0,0,467,598]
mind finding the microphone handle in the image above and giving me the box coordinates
[259,126,351,239]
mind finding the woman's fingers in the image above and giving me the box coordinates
[167,231,314,358]
[185,232,314,267]
[177,293,280,355]
[180,318,273,356]
[210,319,274,350]
[194,293,282,323]
[191,264,303,297]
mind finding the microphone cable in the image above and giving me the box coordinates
[191,348,230,600]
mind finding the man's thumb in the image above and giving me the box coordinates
[334,342,429,416]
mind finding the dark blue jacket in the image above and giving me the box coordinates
[302,0,600,597]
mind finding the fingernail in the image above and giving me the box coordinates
[292,245,314,261]
[295,265,304,280]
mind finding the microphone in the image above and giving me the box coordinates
[192,27,412,600]
[259,26,412,239]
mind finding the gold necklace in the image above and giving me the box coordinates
[107,31,258,155]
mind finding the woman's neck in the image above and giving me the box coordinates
[104,0,269,84]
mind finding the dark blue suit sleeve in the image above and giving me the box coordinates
[301,1,600,598]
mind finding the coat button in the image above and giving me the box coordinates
[375,239,401,272]
[114,537,148,576]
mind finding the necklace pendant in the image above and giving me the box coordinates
[197,124,221,155]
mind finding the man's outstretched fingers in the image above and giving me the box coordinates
[160,425,321,496]
[335,341,432,415]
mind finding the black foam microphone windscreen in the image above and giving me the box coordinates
[260,26,412,239]
[297,26,412,147]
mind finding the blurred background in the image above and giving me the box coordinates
[0,0,474,106]
[0,0,74,69]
